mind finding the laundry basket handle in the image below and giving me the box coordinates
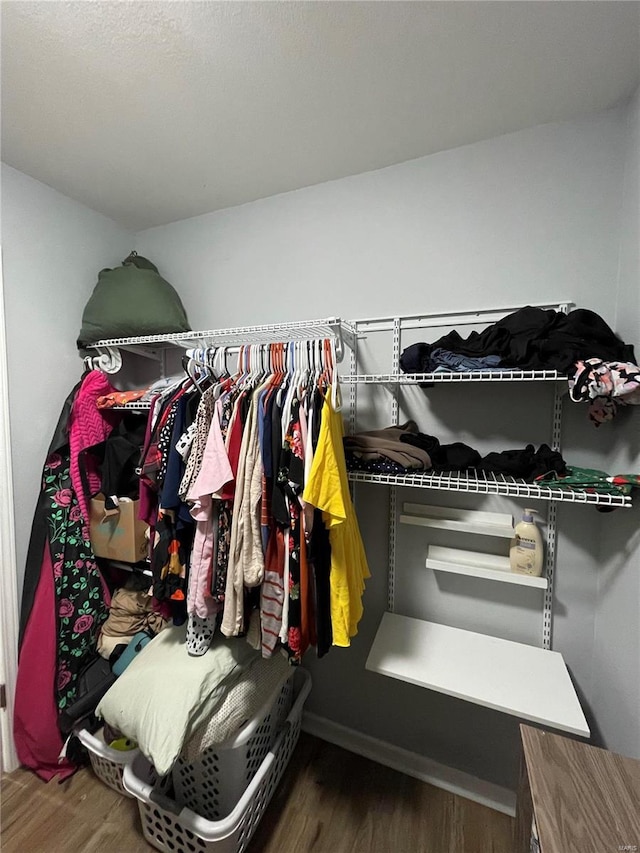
[150,777,182,815]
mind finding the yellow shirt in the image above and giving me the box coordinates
[302,389,370,646]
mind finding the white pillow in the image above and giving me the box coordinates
[96,624,258,775]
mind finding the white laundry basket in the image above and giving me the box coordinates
[77,726,140,797]
[123,667,311,853]
[171,667,297,820]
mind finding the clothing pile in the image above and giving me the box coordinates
[96,580,168,660]
[345,421,567,483]
[96,374,185,410]
[400,307,636,374]
[344,423,432,471]
[400,307,640,425]
[408,349,505,374]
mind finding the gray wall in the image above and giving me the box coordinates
[591,88,640,760]
[1,164,132,595]
[135,108,625,328]
[135,104,637,787]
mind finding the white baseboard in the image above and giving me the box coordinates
[301,711,516,817]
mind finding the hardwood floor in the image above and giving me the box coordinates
[1,733,514,853]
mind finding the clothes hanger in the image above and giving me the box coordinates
[276,342,293,406]
[207,347,222,399]
[250,344,261,386]
[315,338,323,387]
[316,340,325,394]
[217,345,232,385]
[253,344,262,385]
[300,339,311,397]
[242,344,251,388]
[258,343,269,384]
[236,344,249,389]
[216,346,236,400]
[205,346,217,379]
[267,343,276,386]
[272,342,285,390]
[285,340,299,433]
[263,343,275,386]
[329,337,342,411]
[184,346,210,395]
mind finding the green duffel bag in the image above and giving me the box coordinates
[77,252,191,349]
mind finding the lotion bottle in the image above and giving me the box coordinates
[510,508,544,577]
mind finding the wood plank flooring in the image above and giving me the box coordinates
[2,733,514,853]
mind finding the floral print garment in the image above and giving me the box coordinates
[212,395,234,602]
[43,450,108,710]
[277,399,305,660]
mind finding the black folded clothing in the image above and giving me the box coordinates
[400,432,566,482]
[481,443,566,481]
[400,433,481,472]
[400,307,636,374]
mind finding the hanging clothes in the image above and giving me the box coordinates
[221,382,267,637]
[187,406,233,620]
[116,339,369,663]
[275,398,306,658]
[140,382,197,623]
[302,388,370,647]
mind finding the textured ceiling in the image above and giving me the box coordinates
[2,1,639,230]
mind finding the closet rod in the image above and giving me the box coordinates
[89,317,356,353]
[86,317,357,374]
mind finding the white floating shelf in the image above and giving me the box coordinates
[426,545,547,589]
[401,502,515,538]
[366,613,589,737]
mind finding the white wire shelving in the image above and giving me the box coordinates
[340,369,566,384]
[107,400,153,411]
[88,317,357,367]
[348,303,624,734]
[347,469,632,507]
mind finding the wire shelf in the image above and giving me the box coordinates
[340,370,566,384]
[89,317,357,355]
[108,401,153,411]
[348,470,632,507]
[352,302,575,333]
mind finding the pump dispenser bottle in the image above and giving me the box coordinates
[510,508,544,577]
